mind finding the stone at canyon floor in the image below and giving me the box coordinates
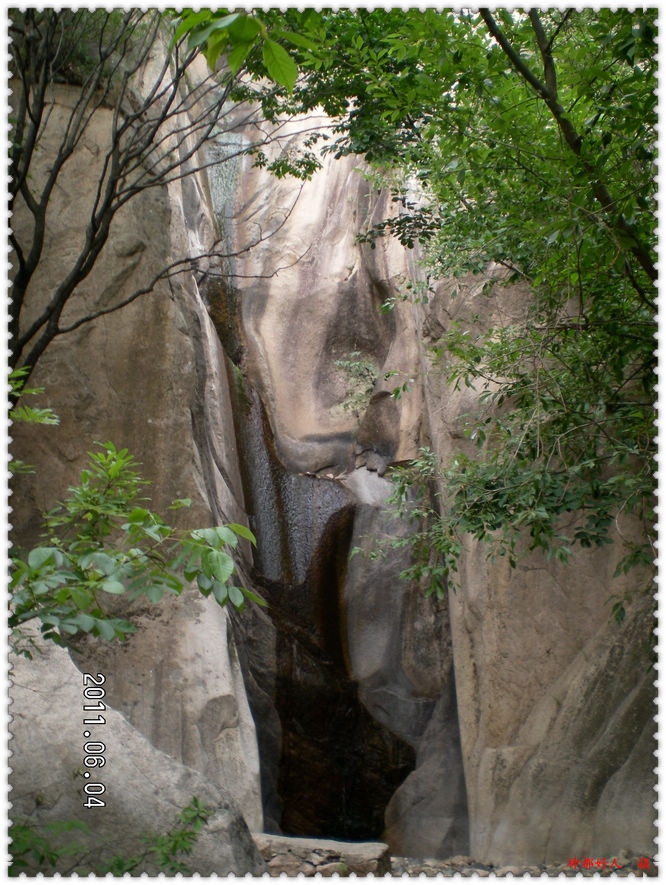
[254,836,657,877]
[253,834,391,875]
[253,833,657,878]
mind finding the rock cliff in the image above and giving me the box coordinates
[10,49,655,872]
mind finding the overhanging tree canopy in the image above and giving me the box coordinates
[179,8,657,594]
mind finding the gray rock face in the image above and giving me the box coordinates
[68,589,263,832]
[475,602,656,865]
[219,123,424,477]
[384,682,469,859]
[222,125,470,858]
[9,631,266,875]
[10,60,264,849]
[418,269,656,863]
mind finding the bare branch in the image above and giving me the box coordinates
[56,183,309,336]
[10,10,331,382]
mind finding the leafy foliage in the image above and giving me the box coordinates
[168,10,334,182]
[9,798,210,875]
[103,797,211,875]
[10,443,263,657]
[9,367,60,474]
[334,351,378,417]
[291,9,656,586]
[8,819,92,875]
[351,448,459,601]
[433,306,655,566]
[171,9,299,91]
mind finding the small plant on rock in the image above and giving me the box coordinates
[9,797,211,875]
[335,350,379,417]
[10,442,264,657]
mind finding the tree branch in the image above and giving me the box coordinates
[528,10,557,98]
[545,9,573,53]
[56,187,309,336]
[479,9,552,100]
[479,8,656,284]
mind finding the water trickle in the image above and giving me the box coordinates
[236,389,352,585]
[227,373,416,841]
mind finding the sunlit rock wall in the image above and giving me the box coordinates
[218,123,470,857]
[417,268,656,863]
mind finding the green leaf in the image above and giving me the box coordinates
[228,585,244,609]
[274,29,319,51]
[108,618,136,638]
[215,525,238,548]
[228,14,262,43]
[173,10,212,44]
[92,553,119,576]
[164,574,183,595]
[144,584,164,603]
[95,620,117,641]
[227,523,257,546]
[100,578,125,595]
[142,524,164,542]
[71,613,96,632]
[197,573,213,591]
[241,586,267,607]
[210,12,241,31]
[228,40,255,74]
[191,527,224,548]
[204,31,229,71]
[170,545,192,570]
[10,405,60,425]
[168,498,192,511]
[262,38,298,92]
[70,586,92,609]
[28,547,54,570]
[212,581,228,605]
[202,549,235,584]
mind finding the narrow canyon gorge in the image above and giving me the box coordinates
[9,43,656,875]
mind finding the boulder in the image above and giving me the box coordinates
[420,268,656,863]
[68,588,263,833]
[253,833,391,876]
[9,631,266,875]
